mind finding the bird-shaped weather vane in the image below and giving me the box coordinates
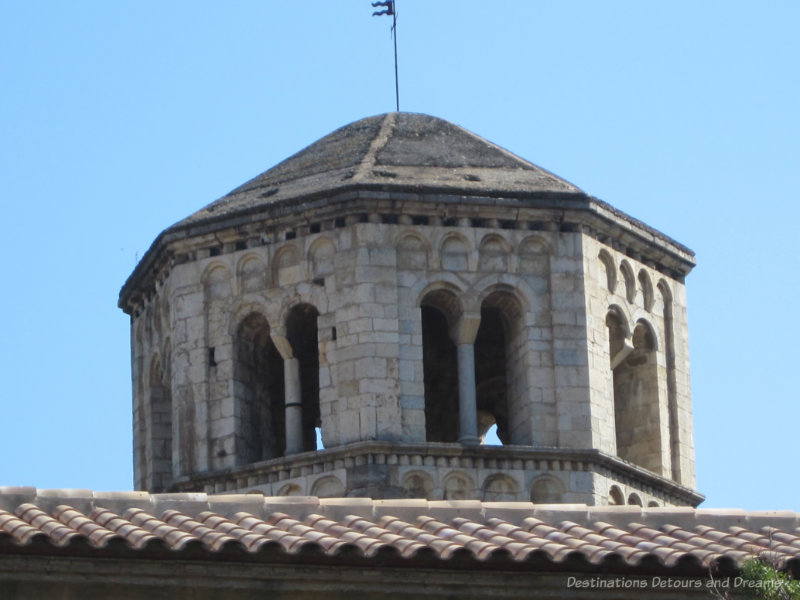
[372,1,399,112]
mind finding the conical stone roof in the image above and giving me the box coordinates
[178,112,584,227]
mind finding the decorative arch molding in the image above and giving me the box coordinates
[276,483,303,496]
[598,248,617,293]
[606,303,634,341]
[396,230,433,270]
[609,485,625,506]
[401,470,435,498]
[442,471,475,500]
[306,236,336,278]
[517,235,552,277]
[236,252,267,294]
[638,269,655,312]
[271,244,302,287]
[482,473,520,501]
[478,233,512,273]
[530,475,566,504]
[202,262,233,301]
[633,317,660,353]
[310,475,345,498]
[657,278,673,304]
[472,274,534,315]
[517,234,553,256]
[273,291,329,335]
[229,300,273,337]
[414,278,468,314]
[619,260,636,304]
[439,232,472,271]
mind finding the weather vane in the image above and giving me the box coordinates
[372,1,399,112]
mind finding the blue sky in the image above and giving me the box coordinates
[1,1,797,510]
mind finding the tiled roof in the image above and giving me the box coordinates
[2,488,799,576]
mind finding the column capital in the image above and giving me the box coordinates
[270,332,294,360]
[450,312,481,345]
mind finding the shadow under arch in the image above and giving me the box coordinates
[286,302,322,453]
[233,312,285,463]
[420,288,462,443]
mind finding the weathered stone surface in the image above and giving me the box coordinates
[121,114,698,507]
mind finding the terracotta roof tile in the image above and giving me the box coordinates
[2,489,800,577]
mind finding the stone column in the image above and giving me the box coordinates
[271,333,304,456]
[451,313,482,446]
[283,357,304,455]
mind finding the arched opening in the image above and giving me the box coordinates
[628,493,643,506]
[234,313,285,463]
[607,311,663,474]
[420,292,460,442]
[148,356,173,492]
[286,304,321,453]
[474,290,523,445]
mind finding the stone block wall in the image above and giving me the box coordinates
[127,194,696,502]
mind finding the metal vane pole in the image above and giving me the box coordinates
[372,1,399,112]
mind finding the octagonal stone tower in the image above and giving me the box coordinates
[119,113,702,507]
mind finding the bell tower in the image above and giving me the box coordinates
[120,113,701,507]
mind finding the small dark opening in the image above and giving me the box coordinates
[331,327,337,341]
[529,221,545,231]
[208,347,217,367]
[310,223,321,234]
[412,215,429,226]
[559,223,576,233]
[381,214,398,225]
[209,246,222,257]
[334,217,346,228]
[358,213,369,223]
[235,240,247,251]
[471,218,486,228]
[501,220,516,230]
[312,277,325,287]
[285,231,296,240]
[443,218,457,227]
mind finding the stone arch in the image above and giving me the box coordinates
[628,493,643,506]
[285,303,322,453]
[598,249,617,293]
[478,234,511,272]
[396,231,431,270]
[147,354,173,492]
[402,471,434,498]
[310,475,345,498]
[440,233,471,271]
[608,485,624,506]
[308,237,336,278]
[619,260,636,303]
[233,312,285,463]
[237,253,266,294]
[610,315,664,475]
[638,269,654,312]
[420,288,463,443]
[482,474,520,501]
[277,483,303,496]
[475,287,526,445]
[273,244,302,287]
[442,471,474,500]
[648,501,659,508]
[202,262,232,301]
[658,279,681,484]
[518,235,551,278]
[530,476,565,504]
